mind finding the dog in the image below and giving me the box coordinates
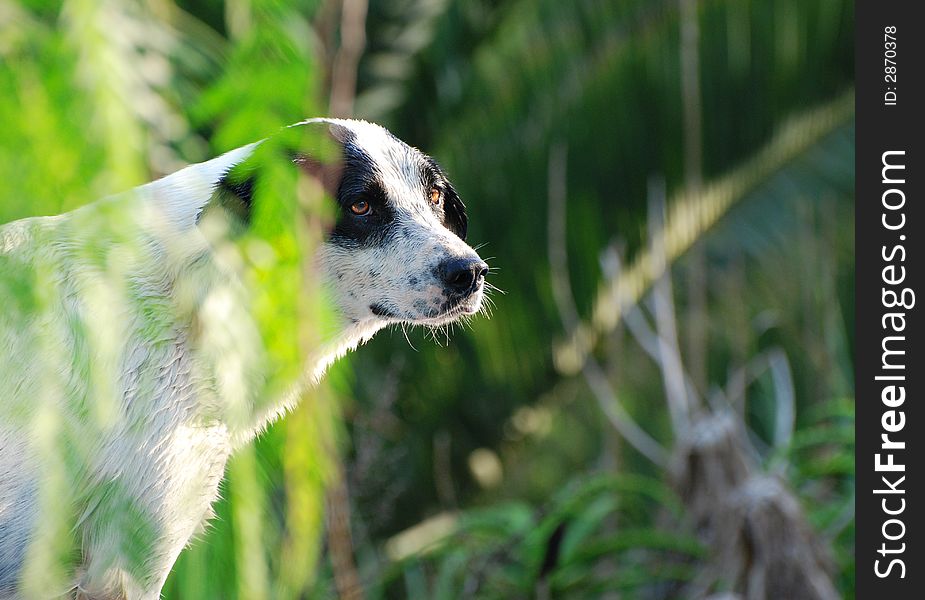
[0,118,488,599]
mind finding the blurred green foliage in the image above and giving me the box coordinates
[0,0,854,597]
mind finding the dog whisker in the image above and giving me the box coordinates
[484,282,506,296]
[399,323,418,352]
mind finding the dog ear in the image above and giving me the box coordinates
[287,120,350,198]
[198,121,349,229]
[442,182,468,241]
[213,166,257,226]
[195,153,259,228]
[292,154,343,198]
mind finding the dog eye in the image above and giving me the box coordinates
[350,200,371,216]
[430,188,442,206]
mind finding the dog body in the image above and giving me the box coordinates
[0,119,486,599]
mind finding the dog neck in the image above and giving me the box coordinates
[243,317,385,444]
[307,317,386,384]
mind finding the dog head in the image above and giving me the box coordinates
[303,118,487,328]
[210,118,488,333]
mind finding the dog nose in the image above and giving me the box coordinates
[439,257,488,293]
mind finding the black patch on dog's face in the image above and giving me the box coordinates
[442,182,468,241]
[219,174,255,223]
[201,123,468,261]
[423,157,467,241]
[199,168,256,226]
[329,141,397,249]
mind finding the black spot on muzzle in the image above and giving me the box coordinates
[370,303,396,318]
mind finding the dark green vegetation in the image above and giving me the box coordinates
[1,0,854,598]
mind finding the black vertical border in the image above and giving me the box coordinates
[856,1,923,597]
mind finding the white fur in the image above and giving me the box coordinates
[0,119,484,599]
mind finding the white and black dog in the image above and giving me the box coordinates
[0,119,487,599]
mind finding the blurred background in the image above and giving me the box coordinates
[0,0,854,598]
